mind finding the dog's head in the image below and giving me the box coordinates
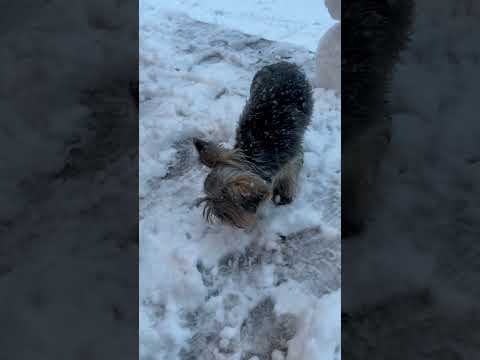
[193,138,271,228]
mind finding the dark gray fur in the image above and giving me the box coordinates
[235,61,313,182]
[193,62,313,228]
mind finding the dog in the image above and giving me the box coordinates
[193,62,313,228]
[342,0,414,237]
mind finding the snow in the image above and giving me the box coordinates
[140,1,340,359]
[276,288,340,360]
[149,0,335,51]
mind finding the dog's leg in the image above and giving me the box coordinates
[272,154,304,206]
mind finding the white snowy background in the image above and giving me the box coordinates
[139,1,340,359]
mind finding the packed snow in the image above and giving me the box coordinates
[153,0,335,51]
[139,1,340,359]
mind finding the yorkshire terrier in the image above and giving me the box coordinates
[193,62,313,228]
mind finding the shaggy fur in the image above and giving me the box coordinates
[194,62,313,228]
[342,0,414,237]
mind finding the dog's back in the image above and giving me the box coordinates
[235,62,313,179]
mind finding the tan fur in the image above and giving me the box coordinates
[195,142,246,168]
[192,62,312,228]
[272,155,303,205]
[231,174,271,200]
[193,137,302,228]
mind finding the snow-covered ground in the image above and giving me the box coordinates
[139,1,340,359]
[151,0,334,51]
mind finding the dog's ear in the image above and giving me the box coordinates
[193,137,240,168]
[231,175,271,213]
[193,138,224,168]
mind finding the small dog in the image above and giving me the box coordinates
[193,62,313,228]
[342,0,413,237]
